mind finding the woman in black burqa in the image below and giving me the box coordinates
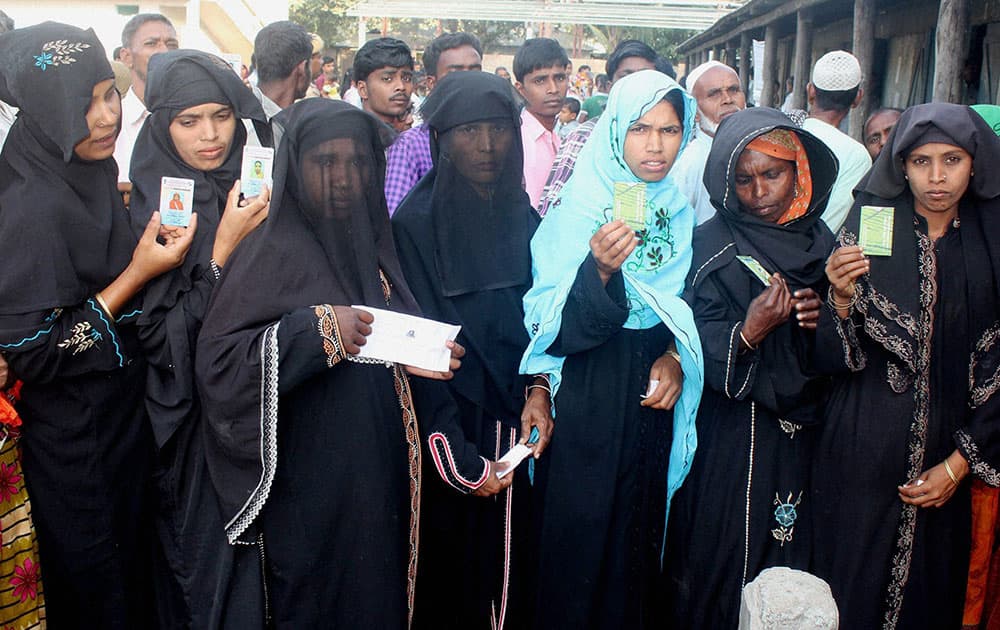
[0,22,193,628]
[666,107,836,627]
[195,98,467,628]
[814,102,1000,628]
[128,49,271,628]
[392,71,552,629]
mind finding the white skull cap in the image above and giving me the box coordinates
[811,50,862,91]
[686,60,732,93]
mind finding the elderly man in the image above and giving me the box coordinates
[802,50,872,232]
[863,107,903,160]
[670,60,747,224]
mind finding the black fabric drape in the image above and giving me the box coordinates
[0,23,133,316]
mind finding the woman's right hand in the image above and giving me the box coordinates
[332,306,374,355]
[472,460,514,497]
[131,211,197,283]
[590,220,639,285]
[825,246,869,301]
[213,181,270,268]
[741,273,793,347]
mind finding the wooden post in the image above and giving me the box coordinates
[726,41,738,69]
[792,10,813,110]
[933,0,971,102]
[714,45,724,62]
[760,23,779,108]
[850,0,876,140]
[740,31,752,95]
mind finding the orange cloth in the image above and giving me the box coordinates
[745,129,813,224]
[965,480,1000,628]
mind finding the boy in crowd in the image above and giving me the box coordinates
[354,37,415,133]
[556,97,581,140]
[513,38,570,210]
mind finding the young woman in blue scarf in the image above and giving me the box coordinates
[519,70,703,629]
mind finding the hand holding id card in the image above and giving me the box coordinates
[858,206,894,256]
[613,182,647,231]
[159,177,194,227]
[241,147,274,198]
[736,255,772,286]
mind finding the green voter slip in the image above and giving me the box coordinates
[613,182,647,231]
[858,205,894,256]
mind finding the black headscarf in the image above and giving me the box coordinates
[844,103,1000,367]
[691,107,837,292]
[416,70,534,297]
[394,71,538,421]
[128,49,266,448]
[0,22,134,316]
[197,98,418,526]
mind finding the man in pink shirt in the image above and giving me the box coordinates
[514,38,570,210]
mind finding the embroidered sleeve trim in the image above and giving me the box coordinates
[87,298,124,367]
[427,432,489,493]
[313,305,346,368]
[224,322,281,543]
[723,322,755,400]
[957,429,1000,487]
[57,321,102,355]
[969,322,1000,409]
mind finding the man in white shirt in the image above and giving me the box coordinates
[670,60,747,225]
[113,14,179,194]
[801,50,872,232]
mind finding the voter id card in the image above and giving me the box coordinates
[736,255,772,286]
[241,146,274,198]
[159,177,194,227]
[613,182,647,231]
[858,206,894,256]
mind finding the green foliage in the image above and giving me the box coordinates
[289,0,361,47]
[585,24,697,62]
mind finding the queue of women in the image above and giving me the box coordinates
[1,21,999,630]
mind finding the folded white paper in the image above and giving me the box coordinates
[495,444,533,479]
[351,306,461,372]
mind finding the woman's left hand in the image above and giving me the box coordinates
[898,451,969,508]
[792,288,822,329]
[641,351,683,410]
[405,340,465,380]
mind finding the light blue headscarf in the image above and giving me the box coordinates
[519,71,703,546]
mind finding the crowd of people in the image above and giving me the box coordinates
[0,10,999,630]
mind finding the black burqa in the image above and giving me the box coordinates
[666,107,837,627]
[128,49,267,629]
[196,98,424,629]
[0,23,155,629]
[811,103,1000,629]
[392,71,539,630]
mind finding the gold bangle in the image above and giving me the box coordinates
[94,292,113,318]
[827,286,858,310]
[665,350,681,364]
[944,459,960,486]
[739,330,756,350]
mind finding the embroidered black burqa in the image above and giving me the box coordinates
[196,98,427,628]
[128,49,268,629]
[811,103,1000,629]
[665,108,837,627]
[0,22,155,629]
[392,71,538,629]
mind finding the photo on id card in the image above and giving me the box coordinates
[159,177,195,227]
[241,146,274,198]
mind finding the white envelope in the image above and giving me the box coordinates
[351,306,461,372]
